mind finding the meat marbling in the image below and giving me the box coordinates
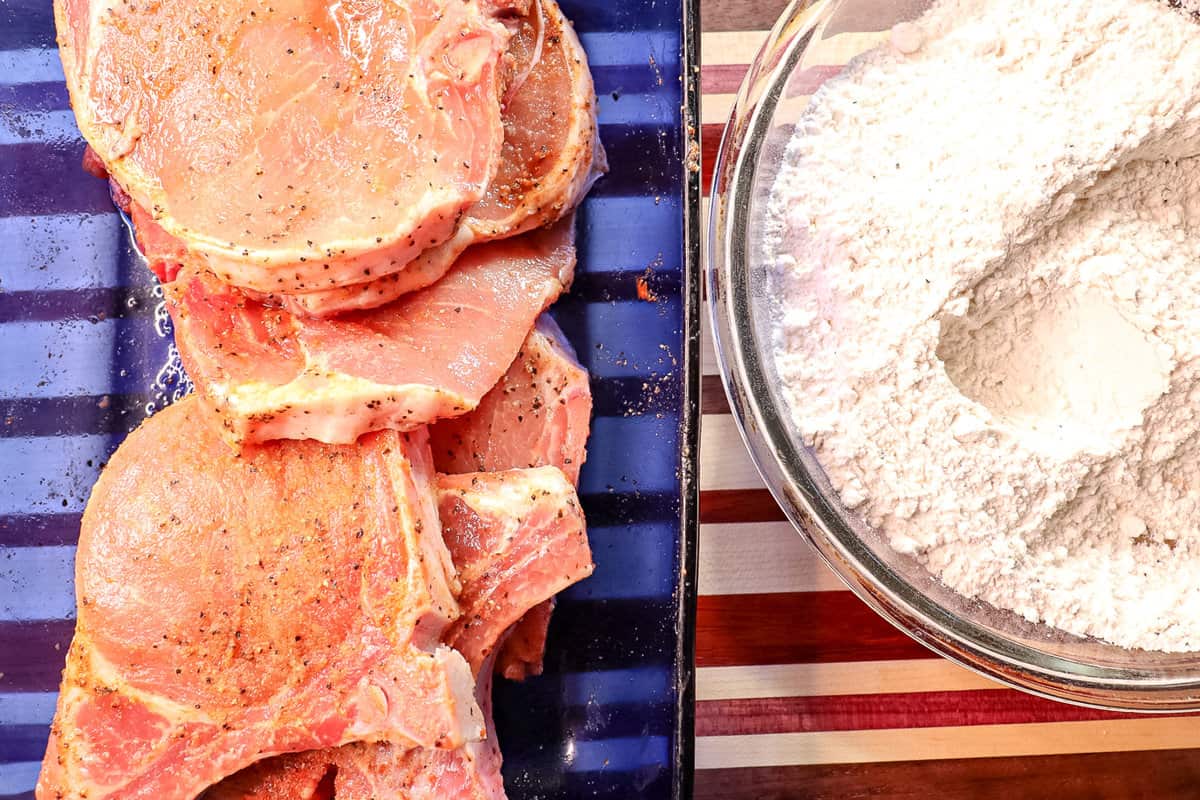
[431,313,591,485]
[206,466,593,799]
[431,313,591,679]
[270,0,607,317]
[55,0,515,294]
[166,218,576,446]
[37,397,483,800]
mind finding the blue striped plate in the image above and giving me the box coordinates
[0,1,700,797]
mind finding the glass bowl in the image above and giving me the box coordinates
[706,0,1200,711]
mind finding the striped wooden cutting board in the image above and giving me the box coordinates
[694,2,1200,796]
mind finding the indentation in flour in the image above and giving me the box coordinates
[937,286,1170,455]
[762,0,1200,650]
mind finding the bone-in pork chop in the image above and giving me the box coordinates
[206,466,592,799]
[37,397,482,800]
[55,0,514,294]
[166,218,576,445]
[431,314,591,679]
[269,0,606,317]
[432,314,591,484]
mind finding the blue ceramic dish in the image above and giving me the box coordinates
[0,1,700,797]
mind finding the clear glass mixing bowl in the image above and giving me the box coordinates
[706,0,1200,710]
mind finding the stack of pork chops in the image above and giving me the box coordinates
[37,0,603,797]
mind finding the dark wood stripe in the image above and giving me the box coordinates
[701,375,731,414]
[700,488,785,524]
[694,750,1200,800]
[700,0,788,32]
[697,591,933,667]
[696,689,1159,737]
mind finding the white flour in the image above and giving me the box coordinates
[766,0,1200,650]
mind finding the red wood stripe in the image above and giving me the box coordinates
[702,63,751,95]
[702,375,732,414]
[697,591,935,667]
[700,488,786,524]
[693,750,1200,800]
[695,689,1174,736]
[702,123,724,197]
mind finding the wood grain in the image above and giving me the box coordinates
[701,3,787,34]
[697,591,935,667]
[696,660,998,701]
[696,689,1156,737]
[699,521,847,595]
[699,489,786,524]
[696,717,1200,769]
[694,3,1200,787]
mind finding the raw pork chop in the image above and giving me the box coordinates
[272,0,606,317]
[432,314,591,484]
[207,466,592,799]
[55,0,514,294]
[206,661,504,800]
[37,397,482,800]
[166,218,576,445]
[432,314,591,678]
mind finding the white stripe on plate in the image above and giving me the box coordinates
[0,213,125,292]
[0,109,79,147]
[0,546,75,622]
[568,736,670,773]
[565,523,678,600]
[564,666,672,707]
[0,435,109,516]
[696,660,999,702]
[0,49,64,86]
[0,761,41,795]
[699,522,844,596]
[582,414,679,495]
[578,32,677,69]
[699,414,766,492]
[0,318,150,399]
[0,693,58,726]
[695,717,1200,769]
[579,196,680,273]
[596,92,679,128]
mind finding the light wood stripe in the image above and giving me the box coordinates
[700,309,719,376]
[699,415,768,491]
[696,717,1200,769]
[699,521,846,595]
[701,30,770,66]
[696,660,999,702]
[700,29,887,71]
[703,93,737,126]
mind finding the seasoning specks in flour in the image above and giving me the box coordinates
[766,0,1200,651]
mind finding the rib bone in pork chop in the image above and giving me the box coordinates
[54,0,514,294]
[166,218,576,446]
[432,313,591,679]
[37,397,483,800]
[206,466,593,799]
[271,0,607,317]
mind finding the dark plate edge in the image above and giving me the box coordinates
[673,1,701,798]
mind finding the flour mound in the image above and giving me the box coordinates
[766,0,1200,651]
